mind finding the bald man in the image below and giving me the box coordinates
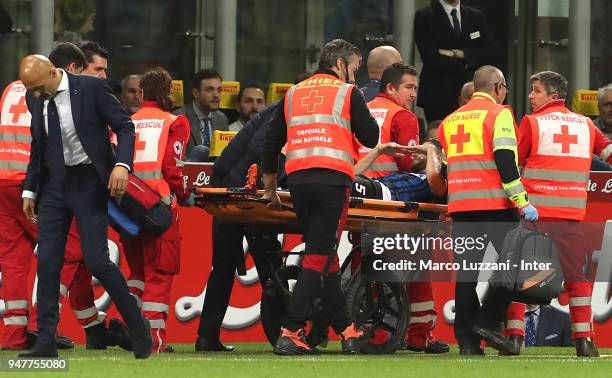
[17,55,152,359]
[458,81,474,107]
[438,65,536,355]
[360,45,403,102]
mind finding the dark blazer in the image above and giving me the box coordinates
[535,306,572,347]
[212,102,282,188]
[23,72,135,193]
[414,0,495,109]
[174,102,228,155]
[360,80,380,103]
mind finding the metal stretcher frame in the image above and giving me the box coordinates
[195,188,449,232]
[194,186,449,353]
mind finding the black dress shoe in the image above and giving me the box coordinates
[406,338,450,354]
[575,337,600,357]
[499,335,523,356]
[195,336,235,352]
[18,346,58,358]
[109,318,132,351]
[26,331,74,350]
[472,326,515,354]
[55,334,75,349]
[129,316,153,359]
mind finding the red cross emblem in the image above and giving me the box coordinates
[300,90,324,113]
[553,124,578,154]
[134,134,147,159]
[450,124,471,153]
[9,96,28,124]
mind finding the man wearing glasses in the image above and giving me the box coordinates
[437,65,537,355]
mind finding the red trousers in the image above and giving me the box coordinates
[505,220,594,340]
[0,185,100,348]
[122,208,181,352]
[0,185,38,348]
[405,282,438,346]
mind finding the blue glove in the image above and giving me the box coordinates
[522,204,539,221]
[180,192,196,207]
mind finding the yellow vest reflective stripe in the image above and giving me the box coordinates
[440,94,516,213]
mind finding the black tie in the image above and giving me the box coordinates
[46,98,66,184]
[199,117,211,147]
[451,9,461,38]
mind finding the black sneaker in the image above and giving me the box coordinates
[274,328,318,355]
[340,324,365,355]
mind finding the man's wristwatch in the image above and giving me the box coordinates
[452,49,460,58]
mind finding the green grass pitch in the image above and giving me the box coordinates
[0,343,610,378]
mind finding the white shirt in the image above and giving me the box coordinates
[439,0,462,29]
[228,119,245,133]
[23,70,128,199]
[44,69,90,167]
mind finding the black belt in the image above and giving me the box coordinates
[65,163,94,170]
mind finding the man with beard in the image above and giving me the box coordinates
[228,83,266,132]
[175,69,229,161]
[119,74,143,115]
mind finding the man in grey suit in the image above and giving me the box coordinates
[174,68,228,161]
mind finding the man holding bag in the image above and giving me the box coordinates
[121,68,194,353]
[503,71,612,357]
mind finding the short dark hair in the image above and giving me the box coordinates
[191,68,222,91]
[236,82,265,102]
[294,72,311,84]
[78,40,109,63]
[318,39,361,70]
[530,71,568,99]
[48,42,87,70]
[141,68,173,111]
[379,63,417,93]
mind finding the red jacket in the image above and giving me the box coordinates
[518,100,612,166]
[136,102,191,202]
[377,94,420,171]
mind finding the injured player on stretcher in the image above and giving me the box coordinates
[352,140,448,203]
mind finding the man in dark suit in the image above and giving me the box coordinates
[196,102,282,352]
[174,68,229,161]
[17,55,152,358]
[414,0,495,122]
[525,305,572,348]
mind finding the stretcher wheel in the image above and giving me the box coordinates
[343,272,409,354]
[260,265,326,348]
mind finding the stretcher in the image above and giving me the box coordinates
[195,187,449,233]
[195,186,449,354]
